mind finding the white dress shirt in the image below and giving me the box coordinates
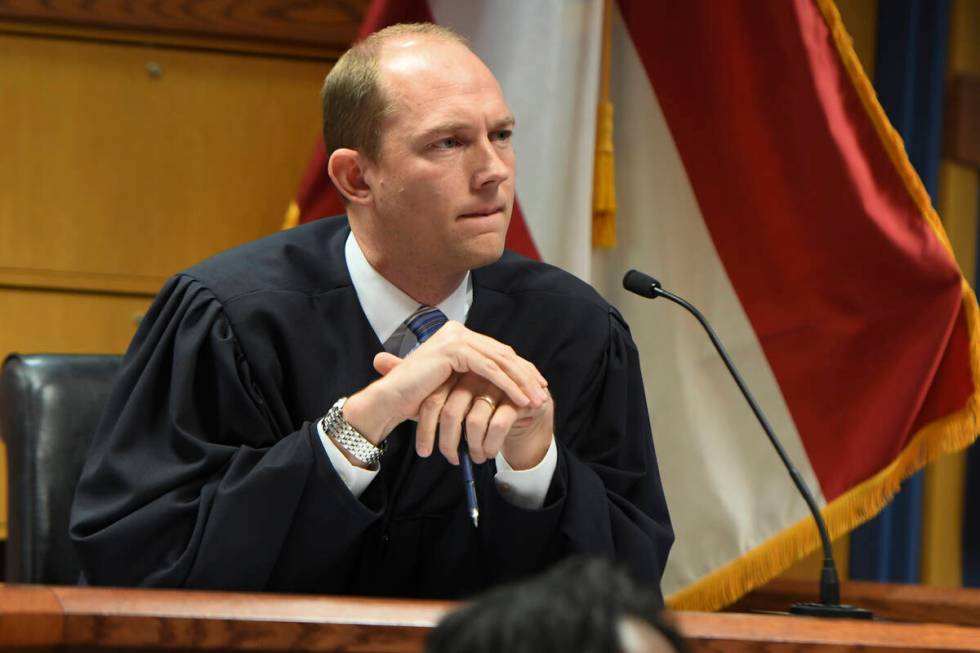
[316,231,557,509]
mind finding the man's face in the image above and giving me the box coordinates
[363,37,516,278]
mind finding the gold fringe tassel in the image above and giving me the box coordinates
[666,0,980,612]
[592,0,617,248]
[281,200,300,231]
[668,389,980,611]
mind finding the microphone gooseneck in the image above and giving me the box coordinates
[623,269,871,619]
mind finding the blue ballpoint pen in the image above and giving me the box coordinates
[459,438,479,527]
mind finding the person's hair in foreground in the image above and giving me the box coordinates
[426,557,686,653]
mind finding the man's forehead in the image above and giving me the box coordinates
[377,33,471,68]
[377,35,500,96]
[376,37,511,132]
[388,89,513,137]
[378,36,456,77]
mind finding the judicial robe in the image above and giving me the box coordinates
[69,217,673,600]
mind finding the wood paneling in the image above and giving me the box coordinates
[675,610,980,652]
[0,32,327,293]
[0,585,64,648]
[732,578,980,627]
[0,27,336,546]
[0,288,152,355]
[0,0,369,58]
[6,585,980,653]
[2,585,450,653]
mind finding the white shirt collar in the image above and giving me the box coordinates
[345,230,471,344]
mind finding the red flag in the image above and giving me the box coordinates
[605,0,979,609]
[287,0,980,611]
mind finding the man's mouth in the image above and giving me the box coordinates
[459,206,504,218]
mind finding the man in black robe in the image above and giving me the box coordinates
[69,23,673,600]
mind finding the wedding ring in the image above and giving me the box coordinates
[475,395,497,411]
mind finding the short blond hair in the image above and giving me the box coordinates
[321,23,470,162]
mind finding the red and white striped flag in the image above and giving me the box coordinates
[289,0,980,610]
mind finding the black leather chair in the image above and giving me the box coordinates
[0,354,121,583]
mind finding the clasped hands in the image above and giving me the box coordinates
[341,321,553,470]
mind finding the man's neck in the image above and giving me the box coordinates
[350,224,464,306]
[371,259,465,307]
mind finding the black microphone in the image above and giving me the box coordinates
[623,269,871,619]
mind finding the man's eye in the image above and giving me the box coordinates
[491,129,513,143]
[432,137,461,150]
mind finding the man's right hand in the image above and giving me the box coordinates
[340,321,548,447]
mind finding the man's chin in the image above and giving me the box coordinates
[460,236,507,270]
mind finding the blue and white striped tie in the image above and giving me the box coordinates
[405,306,448,347]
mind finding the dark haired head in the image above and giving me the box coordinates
[426,557,685,653]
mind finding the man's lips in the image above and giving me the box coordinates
[459,206,504,218]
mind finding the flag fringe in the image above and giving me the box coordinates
[592,99,617,248]
[815,0,956,257]
[666,0,980,612]
[592,0,617,249]
[668,387,980,611]
[282,200,300,231]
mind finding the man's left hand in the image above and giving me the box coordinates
[374,356,554,469]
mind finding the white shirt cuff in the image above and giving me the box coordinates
[494,436,557,510]
[317,418,379,498]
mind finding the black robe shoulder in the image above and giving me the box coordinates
[69,217,673,600]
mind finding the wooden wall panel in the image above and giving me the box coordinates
[0,289,152,355]
[0,28,336,547]
[0,33,328,294]
[0,0,368,56]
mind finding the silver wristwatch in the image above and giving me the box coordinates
[321,397,385,466]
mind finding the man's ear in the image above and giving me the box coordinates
[327,148,372,204]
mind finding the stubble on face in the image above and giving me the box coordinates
[351,35,516,305]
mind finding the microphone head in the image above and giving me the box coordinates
[623,269,662,298]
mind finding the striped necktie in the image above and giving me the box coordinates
[405,306,448,346]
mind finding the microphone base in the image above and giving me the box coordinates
[789,602,873,619]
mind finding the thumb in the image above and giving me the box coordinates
[373,352,404,376]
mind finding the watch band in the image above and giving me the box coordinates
[321,397,385,466]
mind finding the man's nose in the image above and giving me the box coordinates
[470,139,512,190]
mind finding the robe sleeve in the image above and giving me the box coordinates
[479,308,673,597]
[69,275,383,590]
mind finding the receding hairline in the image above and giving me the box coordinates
[320,23,475,163]
[370,31,485,105]
[362,22,470,52]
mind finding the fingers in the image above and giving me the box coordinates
[461,333,549,404]
[451,345,532,410]
[416,376,534,468]
[373,352,403,376]
[483,402,518,459]
[438,380,478,465]
[464,394,498,464]
[416,376,456,458]
[425,323,548,409]
[375,323,550,466]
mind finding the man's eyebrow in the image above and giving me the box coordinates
[417,116,516,139]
